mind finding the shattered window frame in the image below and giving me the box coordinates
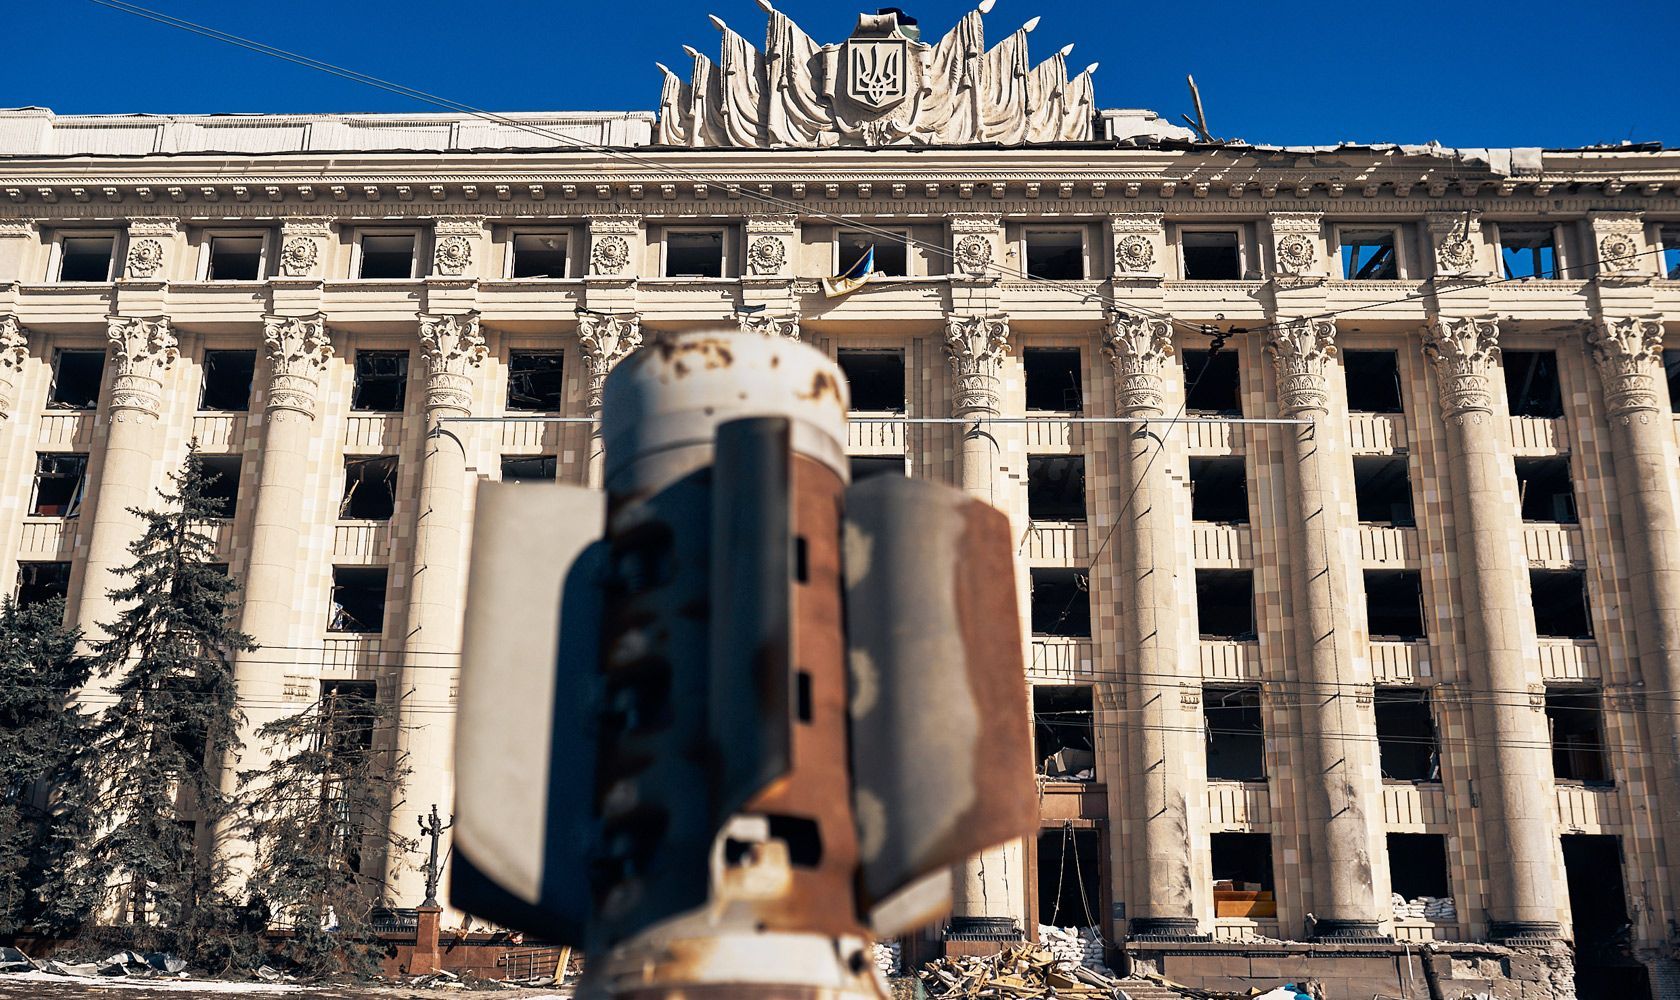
[662,227,729,278]
[1339,226,1401,280]
[1374,687,1441,783]
[1195,568,1256,640]
[1353,456,1416,527]
[1341,349,1406,414]
[1364,569,1427,641]
[847,455,905,482]
[1023,347,1083,412]
[30,452,89,518]
[1531,568,1593,640]
[1026,454,1087,522]
[328,567,389,634]
[1545,687,1613,785]
[196,455,242,519]
[837,227,909,278]
[203,231,267,282]
[1023,228,1087,281]
[1033,684,1096,781]
[1189,456,1250,524]
[500,454,558,483]
[1029,568,1091,638]
[198,350,257,412]
[354,230,420,280]
[16,561,72,607]
[836,349,906,413]
[1515,457,1578,524]
[1502,350,1564,418]
[1661,226,1680,280]
[49,349,106,410]
[350,351,410,413]
[1498,223,1561,280]
[505,351,565,412]
[340,455,399,521]
[1182,348,1243,416]
[55,232,119,283]
[508,231,571,279]
[1178,226,1245,281]
[1204,685,1267,781]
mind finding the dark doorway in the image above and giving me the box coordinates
[1037,825,1103,928]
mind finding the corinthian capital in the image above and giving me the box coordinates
[739,311,800,340]
[1421,315,1500,418]
[1102,312,1175,414]
[262,314,333,417]
[577,312,642,412]
[1265,318,1337,414]
[419,312,487,414]
[944,314,1009,414]
[106,316,177,416]
[1588,315,1666,419]
[0,316,28,421]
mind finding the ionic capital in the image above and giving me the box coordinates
[1587,315,1666,419]
[0,315,28,421]
[1102,311,1175,415]
[419,312,487,414]
[739,311,800,340]
[262,313,333,417]
[1265,317,1337,414]
[1421,314,1500,418]
[943,314,1009,414]
[106,315,177,416]
[578,312,642,412]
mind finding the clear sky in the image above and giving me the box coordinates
[8,0,1679,149]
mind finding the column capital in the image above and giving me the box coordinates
[738,310,800,340]
[1421,314,1500,418]
[0,315,27,421]
[1265,317,1337,414]
[1102,311,1175,414]
[262,313,333,417]
[1588,314,1666,419]
[578,312,642,412]
[418,312,487,415]
[106,315,177,417]
[943,313,1008,414]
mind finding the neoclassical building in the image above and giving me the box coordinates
[3,5,1680,998]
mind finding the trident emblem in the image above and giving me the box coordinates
[847,39,906,108]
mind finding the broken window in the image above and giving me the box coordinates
[1387,833,1452,909]
[30,453,87,517]
[1030,568,1090,638]
[1500,225,1558,279]
[1531,569,1592,639]
[1503,350,1564,418]
[848,456,905,481]
[1342,349,1405,414]
[199,350,256,412]
[1027,455,1086,521]
[1547,688,1611,784]
[1561,835,1630,946]
[510,233,569,279]
[1183,349,1242,415]
[1181,230,1242,280]
[1204,686,1266,780]
[49,350,105,410]
[1210,833,1276,917]
[1038,825,1103,927]
[1189,457,1249,523]
[207,235,264,281]
[838,229,908,278]
[329,567,388,633]
[501,455,557,483]
[197,456,241,519]
[1353,456,1415,526]
[1365,570,1426,640]
[1024,348,1083,411]
[320,680,378,758]
[357,234,417,279]
[1516,457,1577,524]
[1196,569,1255,640]
[1374,687,1440,782]
[1662,226,1680,280]
[1025,230,1085,280]
[1341,229,1399,279]
[1665,350,1680,414]
[837,350,905,412]
[16,562,71,607]
[506,351,564,412]
[340,456,398,520]
[1034,685,1095,781]
[664,229,725,278]
[58,235,116,282]
[351,351,409,412]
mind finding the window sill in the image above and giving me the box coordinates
[1553,780,1615,790]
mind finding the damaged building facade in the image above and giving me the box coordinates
[3,4,1680,998]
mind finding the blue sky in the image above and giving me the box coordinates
[9,0,1679,148]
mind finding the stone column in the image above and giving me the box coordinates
[577,312,642,489]
[0,315,27,421]
[1586,314,1680,902]
[1264,318,1384,940]
[74,317,177,652]
[1102,312,1199,938]
[1421,315,1561,941]
[385,312,486,906]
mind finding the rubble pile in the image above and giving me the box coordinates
[919,944,1133,998]
[873,939,903,978]
[1037,925,1112,974]
[1390,892,1457,921]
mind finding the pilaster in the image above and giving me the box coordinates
[578,311,643,488]
[122,217,182,281]
[1108,213,1165,284]
[949,213,1002,315]
[585,214,642,315]
[0,315,26,420]
[742,214,798,314]
[1587,211,1649,280]
[0,219,39,285]
[1426,211,1490,281]
[1266,212,1326,287]
[273,218,334,315]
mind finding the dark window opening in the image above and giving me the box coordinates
[329,567,388,633]
[1182,230,1242,280]
[1034,685,1094,781]
[1342,350,1405,414]
[511,234,569,279]
[1205,686,1265,780]
[1532,569,1592,639]
[1024,348,1083,411]
[1189,457,1248,523]
[1341,229,1399,279]
[1547,689,1611,784]
[16,562,71,607]
[1037,826,1103,927]
[197,456,241,518]
[665,230,724,278]
[1561,835,1629,947]
[506,351,564,412]
[351,351,409,412]
[1025,231,1084,280]
[1196,569,1254,640]
[795,670,812,722]
[1516,457,1577,524]
[767,814,823,868]
[320,680,378,758]
[839,230,907,278]
[1500,225,1558,279]
[30,453,87,517]
[837,350,905,412]
[50,350,105,410]
[1210,833,1275,916]
[1030,568,1090,638]
[1503,350,1564,418]
[1028,455,1086,521]
[357,234,416,279]
[848,456,904,481]
[1365,570,1426,640]
[1354,456,1415,526]
[1664,349,1680,414]
[1375,687,1440,782]
[207,236,263,281]
[1183,349,1242,415]
[340,456,398,520]
[1387,833,1451,901]
[58,236,115,282]
[199,350,256,412]
[501,455,557,483]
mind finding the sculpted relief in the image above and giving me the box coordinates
[655,1,1098,148]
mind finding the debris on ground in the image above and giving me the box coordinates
[0,949,30,973]
[873,939,903,978]
[919,944,1134,998]
[1037,924,1112,974]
